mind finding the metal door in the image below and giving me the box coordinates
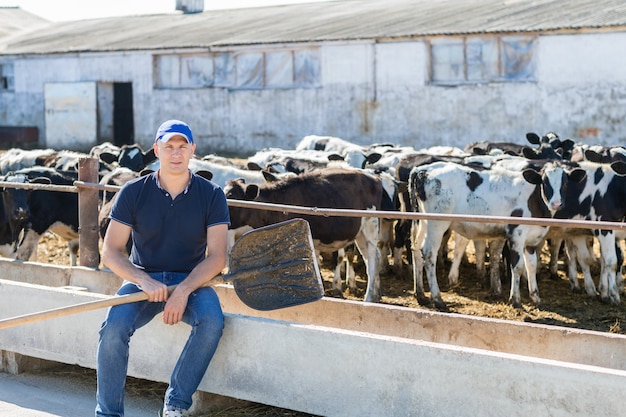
[44,82,97,149]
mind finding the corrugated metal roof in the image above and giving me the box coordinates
[0,7,50,40]
[2,0,626,55]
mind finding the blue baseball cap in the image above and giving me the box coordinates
[155,119,194,144]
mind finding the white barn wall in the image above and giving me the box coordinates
[538,32,626,84]
[370,42,427,145]
[1,32,626,154]
[537,32,626,143]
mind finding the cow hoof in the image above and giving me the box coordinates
[415,293,430,306]
[487,292,504,302]
[447,280,460,290]
[364,294,381,303]
[332,289,345,299]
[510,299,522,309]
[608,293,621,306]
[433,299,449,312]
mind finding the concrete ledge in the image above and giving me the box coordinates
[1,280,625,416]
[2,262,626,415]
[2,258,626,372]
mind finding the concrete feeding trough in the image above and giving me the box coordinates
[0,259,625,416]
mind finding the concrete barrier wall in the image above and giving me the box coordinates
[2,261,626,415]
[2,259,626,371]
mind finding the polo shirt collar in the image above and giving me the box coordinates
[155,169,193,195]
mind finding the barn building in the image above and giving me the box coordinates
[0,0,625,155]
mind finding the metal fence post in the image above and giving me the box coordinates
[78,157,100,268]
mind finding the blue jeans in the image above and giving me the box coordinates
[95,272,224,417]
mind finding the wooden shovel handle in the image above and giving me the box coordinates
[0,276,220,330]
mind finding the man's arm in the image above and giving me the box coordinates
[101,219,169,303]
[162,223,229,325]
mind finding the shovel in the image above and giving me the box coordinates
[0,218,324,330]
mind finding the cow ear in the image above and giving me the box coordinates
[139,168,153,177]
[99,152,118,165]
[521,147,538,159]
[584,149,602,163]
[568,168,587,183]
[195,170,213,181]
[471,146,486,155]
[262,170,279,182]
[143,147,157,164]
[366,152,382,165]
[244,184,259,199]
[526,132,540,145]
[610,161,626,176]
[561,139,575,152]
[247,161,263,171]
[521,168,542,184]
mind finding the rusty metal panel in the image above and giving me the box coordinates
[44,82,97,150]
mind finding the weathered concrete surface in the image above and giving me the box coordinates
[0,366,161,417]
[1,261,626,416]
[2,259,625,371]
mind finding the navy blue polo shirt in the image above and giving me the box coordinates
[109,171,230,272]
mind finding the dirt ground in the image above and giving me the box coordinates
[38,231,626,335]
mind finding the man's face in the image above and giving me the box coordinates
[153,135,195,174]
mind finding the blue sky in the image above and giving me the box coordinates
[0,0,328,22]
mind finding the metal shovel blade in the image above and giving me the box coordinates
[226,218,324,311]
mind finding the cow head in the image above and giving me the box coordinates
[113,144,158,172]
[0,173,32,245]
[523,162,585,214]
[224,179,261,201]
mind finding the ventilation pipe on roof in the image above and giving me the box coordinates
[176,0,204,14]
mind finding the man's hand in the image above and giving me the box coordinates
[138,277,169,303]
[162,288,188,325]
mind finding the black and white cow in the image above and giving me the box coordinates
[408,159,583,310]
[0,148,58,175]
[548,159,626,304]
[294,135,383,169]
[0,173,32,258]
[11,167,80,266]
[95,143,157,172]
[224,167,386,302]
[465,132,575,160]
[146,156,294,189]
[246,148,353,173]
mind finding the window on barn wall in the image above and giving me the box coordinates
[430,35,536,85]
[500,36,536,81]
[214,52,235,87]
[294,49,321,87]
[235,51,264,88]
[180,55,214,87]
[265,50,293,87]
[154,53,214,88]
[233,48,321,89]
[154,47,320,90]
[0,63,14,91]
